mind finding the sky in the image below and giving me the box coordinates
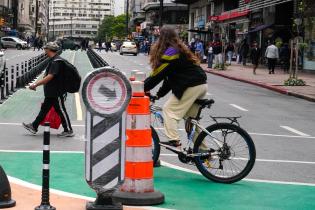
[115,0,125,16]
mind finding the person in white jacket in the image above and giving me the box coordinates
[265,42,279,74]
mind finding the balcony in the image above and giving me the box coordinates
[142,0,187,11]
[172,0,199,4]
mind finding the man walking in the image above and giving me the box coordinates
[250,42,261,75]
[23,42,74,137]
[265,41,279,74]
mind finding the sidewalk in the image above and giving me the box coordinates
[201,63,315,102]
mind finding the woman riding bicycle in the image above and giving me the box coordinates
[144,26,208,147]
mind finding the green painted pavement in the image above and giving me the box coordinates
[1,152,315,210]
[0,50,93,122]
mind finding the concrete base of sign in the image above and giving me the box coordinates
[34,205,56,210]
[86,202,123,210]
[0,166,16,208]
[112,190,165,206]
[0,200,16,208]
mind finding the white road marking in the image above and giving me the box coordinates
[1,123,315,139]
[161,160,315,187]
[161,154,315,165]
[70,51,83,121]
[280,126,310,137]
[0,150,84,153]
[206,92,212,96]
[230,104,248,112]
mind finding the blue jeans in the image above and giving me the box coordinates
[207,53,213,68]
[227,51,233,64]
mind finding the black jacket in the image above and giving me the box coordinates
[144,47,207,100]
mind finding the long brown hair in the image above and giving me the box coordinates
[149,26,200,69]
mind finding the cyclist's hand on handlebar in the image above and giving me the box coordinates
[149,95,159,102]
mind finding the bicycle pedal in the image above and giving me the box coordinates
[160,143,182,153]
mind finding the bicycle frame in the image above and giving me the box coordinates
[151,105,224,152]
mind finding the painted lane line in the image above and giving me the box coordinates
[0,123,315,139]
[230,104,248,112]
[161,160,315,187]
[70,51,83,121]
[8,177,173,210]
[8,176,94,201]
[280,126,310,137]
[160,154,315,165]
[154,127,315,139]
[0,150,84,153]
[0,122,84,127]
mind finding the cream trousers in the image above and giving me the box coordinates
[163,84,208,141]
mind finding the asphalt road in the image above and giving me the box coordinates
[96,51,315,184]
[1,50,315,186]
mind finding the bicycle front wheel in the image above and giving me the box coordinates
[193,123,256,184]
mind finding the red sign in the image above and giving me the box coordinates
[209,16,219,21]
[244,0,251,3]
[218,9,250,21]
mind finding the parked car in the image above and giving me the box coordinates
[120,41,138,56]
[61,38,81,50]
[1,36,28,50]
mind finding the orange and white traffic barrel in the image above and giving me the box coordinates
[113,79,164,205]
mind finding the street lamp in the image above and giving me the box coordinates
[159,0,163,27]
[126,0,129,36]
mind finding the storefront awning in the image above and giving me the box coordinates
[248,24,273,33]
[187,29,211,34]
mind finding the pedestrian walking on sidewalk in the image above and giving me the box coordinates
[98,39,102,52]
[265,41,279,74]
[23,42,74,137]
[240,40,249,66]
[207,42,213,68]
[195,39,204,62]
[250,42,261,75]
[226,42,235,65]
[280,43,290,73]
[144,26,207,147]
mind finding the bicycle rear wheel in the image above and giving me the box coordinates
[193,123,256,184]
[151,126,160,166]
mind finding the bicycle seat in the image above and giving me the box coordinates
[194,99,215,106]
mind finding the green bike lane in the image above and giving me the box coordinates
[1,152,315,210]
[1,50,315,209]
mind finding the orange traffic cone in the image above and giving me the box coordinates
[113,80,164,205]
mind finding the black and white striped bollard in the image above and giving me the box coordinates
[35,123,56,210]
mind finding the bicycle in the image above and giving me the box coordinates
[150,97,256,184]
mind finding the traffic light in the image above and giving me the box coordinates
[0,18,4,26]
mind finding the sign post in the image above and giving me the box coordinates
[82,67,131,210]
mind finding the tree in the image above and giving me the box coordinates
[97,14,128,40]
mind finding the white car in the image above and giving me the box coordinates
[1,36,28,50]
[120,41,138,56]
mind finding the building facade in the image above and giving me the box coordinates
[175,0,315,71]
[49,0,115,39]
[137,0,188,41]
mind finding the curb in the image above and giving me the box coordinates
[204,69,315,103]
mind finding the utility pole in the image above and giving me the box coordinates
[70,15,73,37]
[12,0,18,29]
[159,0,163,27]
[35,0,39,37]
[47,0,50,41]
[126,0,129,37]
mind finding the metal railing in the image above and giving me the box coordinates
[86,48,109,68]
[0,51,61,104]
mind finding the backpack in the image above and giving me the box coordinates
[54,58,81,93]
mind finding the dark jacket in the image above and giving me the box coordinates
[144,47,207,100]
[250,47,261,64]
